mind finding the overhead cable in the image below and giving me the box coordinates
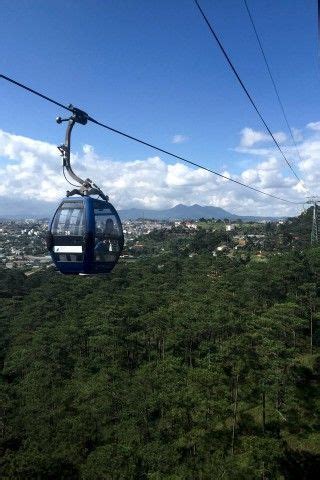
[244,0,304,168]
[0,72,302,205]
[193,0,303,184]
[0,74,72,113]
[88,117,301,204]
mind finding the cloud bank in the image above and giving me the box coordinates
[0,122,319,217]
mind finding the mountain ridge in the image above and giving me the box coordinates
[119,203,279,221]
[0,203,280,221]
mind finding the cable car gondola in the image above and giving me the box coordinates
[46,107,124,274]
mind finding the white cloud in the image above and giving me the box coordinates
[171,134,189,144]
[274,132,288,144]
[240,127,287,147]
[307,121,320,131]
[240,128,268,147]
[1,122,320,218]
[292,127,303,142]
[82,144,94,155]
[293,180,308,194]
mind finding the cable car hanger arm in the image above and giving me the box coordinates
[56,105,108,201]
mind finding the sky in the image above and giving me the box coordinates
[0,0,319,217]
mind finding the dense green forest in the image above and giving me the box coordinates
[1,214,320,478]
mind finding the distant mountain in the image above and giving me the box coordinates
[119,204,235,220]
[0,197,57,219]
[0,201,279,222]
[119,204,278,221]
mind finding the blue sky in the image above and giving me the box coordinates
[0,0,319,215]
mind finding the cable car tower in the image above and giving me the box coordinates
[306,197,320,244]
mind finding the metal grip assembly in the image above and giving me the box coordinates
[56,106,108,202]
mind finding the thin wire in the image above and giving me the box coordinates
[193,0,302,184]
[0,74,72,113]
[62,165,79,187]
[0,72,302,205]
[88,117,301,204]
[243,0,305,167]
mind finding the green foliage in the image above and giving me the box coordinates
[1,247,320,479]
[0,267,26,298]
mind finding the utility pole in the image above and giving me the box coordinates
[306,197,320,245]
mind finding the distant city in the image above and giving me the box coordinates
[0,218,174,272]
[0,213,287,273]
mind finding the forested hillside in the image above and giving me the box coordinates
[1,244,320,478]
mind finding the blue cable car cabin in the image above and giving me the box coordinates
[47,197,124,274]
